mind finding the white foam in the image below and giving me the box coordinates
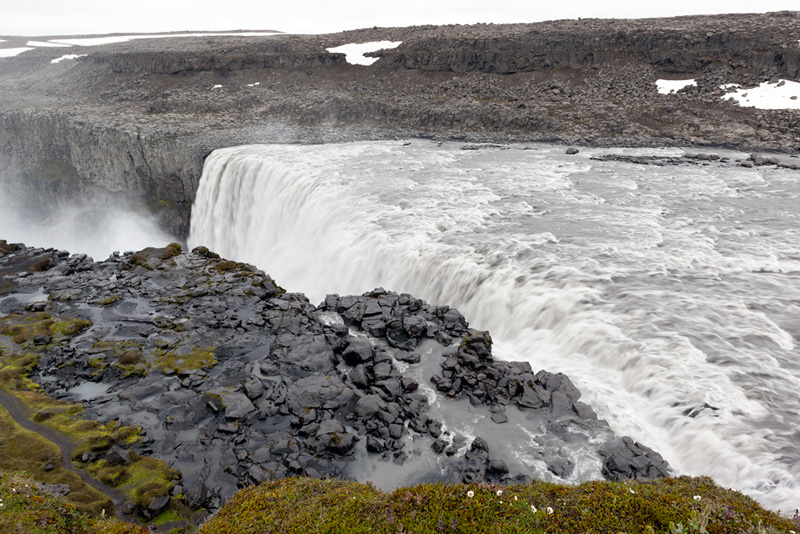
[26,40,71,47]
[656,79,697,94]
[189,141,800,511]
[246,82,260,87]
[50,54,87,64]
[212,84,223,89]
[721,79,800,110]
[0,47,33,58]
[48,32,280,47]
[326,40,402,66]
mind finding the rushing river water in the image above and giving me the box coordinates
[188,140,800,512]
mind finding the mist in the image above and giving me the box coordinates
[0,187,176,261]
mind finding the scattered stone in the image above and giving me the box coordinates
[598,437,670,481]
[38,483,70,497]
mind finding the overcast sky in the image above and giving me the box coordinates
[1,1,797,37]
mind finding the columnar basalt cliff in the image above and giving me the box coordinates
[0,12,799,235]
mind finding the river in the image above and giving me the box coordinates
[188,140,800,512]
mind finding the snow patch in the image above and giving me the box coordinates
[326,40,402,66]
[721,79,800,110]
[27,40,71,47]
[246,82,261,87]
[0,47,33,58]
[212,84,223,89]
[51,54,88,64]
[656,79,697,95]
[49,32,280,47]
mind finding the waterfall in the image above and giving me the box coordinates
[189,140,800,511]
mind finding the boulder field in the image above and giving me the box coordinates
[0,240,670,516]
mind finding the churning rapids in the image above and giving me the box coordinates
[188,140,800,512]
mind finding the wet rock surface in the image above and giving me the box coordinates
[0,240,671,510]
[1,12,799,236]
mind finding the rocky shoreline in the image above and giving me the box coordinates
[1,12,799,236]
[0,240,670,520]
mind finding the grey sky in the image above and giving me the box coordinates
[1,0,797,37]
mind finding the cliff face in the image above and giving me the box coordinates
[0,111,204,236]
[389,13,800,76]
[0,12,798,237]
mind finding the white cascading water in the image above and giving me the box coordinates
[189,140,800,512]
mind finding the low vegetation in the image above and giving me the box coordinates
[0,470,147,534]
[0,404,112,515]
[0,312,91,346]
[200,477,800,534]
[1,458,798,533]
[0,313,184,522]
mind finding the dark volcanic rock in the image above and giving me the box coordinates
[0,241,670,512]
[599,437,671,481]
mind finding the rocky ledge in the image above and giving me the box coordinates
[0,240,670,517]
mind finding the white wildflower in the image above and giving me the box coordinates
[496,489,502,496]
[629,488,636,494]
[531,505,537,513]
[467,490,474,498]
[514,495,518,501]
[693,495,702,501]
[547,506,554,515]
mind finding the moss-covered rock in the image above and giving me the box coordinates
[0,312,91,348]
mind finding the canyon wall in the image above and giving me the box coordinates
[0,12,798,237]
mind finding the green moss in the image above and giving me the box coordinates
[121,457,180,508]
[213,260,253,274]
[0,470,149,533]
[0,346,183,525]
[0,351,42,392]
[152,507,185,526]
[126,251,154,270]
[0,405,112,516]
[191,246,220,260]
[151,346,216,375]
[51,318,92,337]
[99,295,121,306]
[199,477,798,534]
[91,341,147,377]
[126,244,182,271]
[161,243,182,260]
[0,312,91,347]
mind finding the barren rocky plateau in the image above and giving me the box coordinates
[0,11,799,235]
